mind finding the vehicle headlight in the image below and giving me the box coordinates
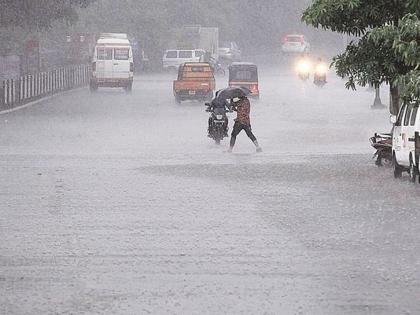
[296,59,312,74]
[216,115,223,120]
[315,63,328,75]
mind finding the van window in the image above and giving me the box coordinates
[411,106,419,126]
[179,51,193,58]
[166,51,177,58]
[97,48,112,60]
[195,50,204,58]
[396,104,407,126]
[404,104,413,126]
[114,48,129,60]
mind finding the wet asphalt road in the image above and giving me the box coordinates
[0,65,419,315]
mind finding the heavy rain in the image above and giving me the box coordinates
[1,1,419,314]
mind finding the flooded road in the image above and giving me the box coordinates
[1,65,419,314]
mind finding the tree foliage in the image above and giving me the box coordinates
[302,0,420,113]
[0,0,94,30]
[371,14,420,103]
[302,0,410,36]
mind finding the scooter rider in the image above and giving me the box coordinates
[207,96,230,137]
[228,96,262,152]
[314,57,327,84]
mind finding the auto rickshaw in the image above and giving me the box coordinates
[228,62,259,99]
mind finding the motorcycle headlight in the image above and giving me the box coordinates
[295,59,312,74]
[216,115,223,120]
[315,63,328,75]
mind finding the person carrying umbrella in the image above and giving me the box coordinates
[228,95,262,153]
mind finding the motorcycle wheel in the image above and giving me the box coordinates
[381,157,393,168]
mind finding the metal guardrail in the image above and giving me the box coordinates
[0,64,90,110]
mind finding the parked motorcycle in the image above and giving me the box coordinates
[370,132,393,167]
[205,102,229,144]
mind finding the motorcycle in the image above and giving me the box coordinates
[314,62,328,86]
[369,132,393,167]
[205,102,229,144]
[295,58,311,81]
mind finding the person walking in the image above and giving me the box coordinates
[228,96,262,152]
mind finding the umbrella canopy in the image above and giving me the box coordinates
[216,87,251,101]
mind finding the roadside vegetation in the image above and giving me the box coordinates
[303,0,420,113]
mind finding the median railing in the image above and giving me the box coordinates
[0,64,90,111]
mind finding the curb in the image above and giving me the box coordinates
[0,87,87,116]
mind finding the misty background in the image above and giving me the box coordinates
[1,0,344,71]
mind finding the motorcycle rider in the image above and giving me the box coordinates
[314,57,327,84]
[207,95,230,137]
[228,96,262,153]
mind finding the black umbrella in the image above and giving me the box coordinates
[216,87,251,100]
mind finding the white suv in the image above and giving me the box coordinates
[391,102,420,183]
[281,34,310,54]
[162,49,205,70]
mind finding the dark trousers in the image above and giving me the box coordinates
[230,121,257,147]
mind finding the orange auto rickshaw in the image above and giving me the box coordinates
[228,62,259,99]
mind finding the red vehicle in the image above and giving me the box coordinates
[228,62,259,99]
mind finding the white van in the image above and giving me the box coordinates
[391,102,420,182]
[162,49,205,70]
[90,33,134,91]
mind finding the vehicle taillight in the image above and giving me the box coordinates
[92,62,96,72]
[300,37,305,43]
[130,62,134,72]
[283,36,288,43]
[251,84,258,92]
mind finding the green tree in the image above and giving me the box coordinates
[371,14,420,105]
[302,0,420,114]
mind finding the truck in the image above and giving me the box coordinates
[175,26,219,60]
[173,62,215,103]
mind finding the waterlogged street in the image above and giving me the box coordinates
[1,65,419,314]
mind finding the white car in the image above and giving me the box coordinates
[162,49,205,71]
[391,102,420,182]
[90,33,134,92]
[281,34,310,54]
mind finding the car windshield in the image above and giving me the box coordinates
[287,35,303,42]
